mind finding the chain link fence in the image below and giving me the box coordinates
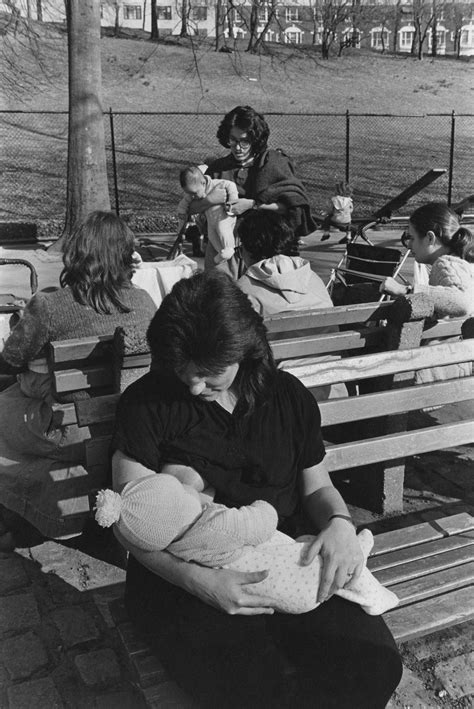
[1,110,472,234]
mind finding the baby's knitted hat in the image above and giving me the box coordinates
[94,474,202,552]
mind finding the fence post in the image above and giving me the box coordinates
[447,110,455,206]
[345,110,350,183]
[109,107,120,215]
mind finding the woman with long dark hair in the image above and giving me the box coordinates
[112,269,402,709]
[0,211,156,541]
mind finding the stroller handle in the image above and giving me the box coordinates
[0,258,39,295]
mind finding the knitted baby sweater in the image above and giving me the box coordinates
[0,285,156,372]
[415,254,474,318]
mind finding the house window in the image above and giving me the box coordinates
[285,7,299,22]
[400,28,414,49]
[192,6,207,21]
[258,5,269,22]
[371,29,389,48]
[285,29,302,43]
[123,5,142,20]
[460,25,474,46]
[157,5,172,19]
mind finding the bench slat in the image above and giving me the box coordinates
[375,545,474,587]
[49,335,113,364]
[371,513,474,555]
[388,562,474,606]
[270,327,385,359]
[75,394,121,427]
[325,419,474,472]
[421,318,466,341]
[285,339,474,387]
[385,586,474,642]
[369,533,474,576]
[265,301,393,333]
[54,366,113,393]
[319,377,474,426]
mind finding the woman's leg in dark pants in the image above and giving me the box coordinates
[269,595,402,709]
[125,557,289,709]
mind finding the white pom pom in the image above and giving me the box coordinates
[94,489,122,527]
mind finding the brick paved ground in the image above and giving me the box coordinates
[0,229,473,708]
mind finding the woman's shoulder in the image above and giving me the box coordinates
[431,254,473,288]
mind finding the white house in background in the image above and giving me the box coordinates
[2,0,474,56]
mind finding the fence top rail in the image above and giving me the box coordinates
[1,110,473,118]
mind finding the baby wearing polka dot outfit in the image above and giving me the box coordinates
[95,472,398,616]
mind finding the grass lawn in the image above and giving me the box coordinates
[0,29,473,229]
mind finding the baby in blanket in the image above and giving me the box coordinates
[95,472,398,616]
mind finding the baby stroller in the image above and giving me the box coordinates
[0,257,38,390]
[326,169,447,306]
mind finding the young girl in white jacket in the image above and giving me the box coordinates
[380,202,473,384]
[380,202,473,318]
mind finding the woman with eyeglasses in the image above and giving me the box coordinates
[187,106,315,264]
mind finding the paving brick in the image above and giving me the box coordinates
[0,557,29,593]
[7,677,63,709]
[94,689,144,708]
[408,623,474,661]
[434,652,474,699]
[0,631,49,680]
[389,666,436,709]
[0,593,40,634]
[74,648,121,688]
[51,606,99,647]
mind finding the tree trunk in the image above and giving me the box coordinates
[215,0,225,50]
[431,14,437,56]
[51,0,110,252]
[246,0,259,52]
[180,0,188,37]
[36,0,43,21]
[150,0,159,40]
[142,0,147,30]
[114,1,120,37]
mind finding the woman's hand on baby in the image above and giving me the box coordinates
[302,519,364,604]
[230,198,255,215]
[190,566,275,615]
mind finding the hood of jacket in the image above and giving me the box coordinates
[244,255,313,304]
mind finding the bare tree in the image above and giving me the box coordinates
[412,0,434,58]
[150,0,159,40]
[36,0,43,22]
[51,0,110,250]
[215,0,226,50]
[448,2,468,58]
[179,0,190,37]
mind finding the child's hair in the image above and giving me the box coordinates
[238,212,295,261]
[335,180,353,197]
[410,202,474,262]
[60,211,135,314]
[180,165,205,189]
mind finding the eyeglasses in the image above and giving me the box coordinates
[229,137,251,149]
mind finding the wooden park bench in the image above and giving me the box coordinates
[45,303,474,707]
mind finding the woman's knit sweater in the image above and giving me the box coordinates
[0,285,156,373]
[415,254,474,318]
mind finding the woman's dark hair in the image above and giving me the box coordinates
[60,211,136,314]
[410,202,474,262]
[147,270,277,416]
[216,105,270,157]
[239,212,295,261]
